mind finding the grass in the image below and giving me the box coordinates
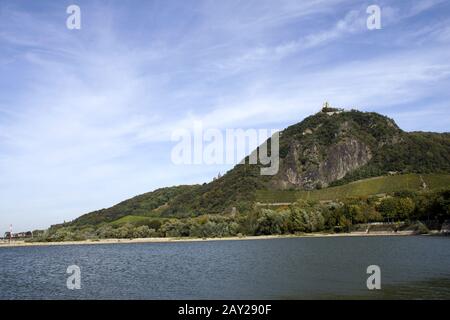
[109,215,168,226]
[256,174,450,203]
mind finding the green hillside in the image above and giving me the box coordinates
[256,174,450,203]
[67,109,450,227]
[71,185,200,226]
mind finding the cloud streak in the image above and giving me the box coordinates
[0,0,449,231]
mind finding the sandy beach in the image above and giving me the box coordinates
[0,231,418,248]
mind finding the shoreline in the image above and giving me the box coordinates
[0,231,421,248]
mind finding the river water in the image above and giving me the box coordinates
[0,236,449,299]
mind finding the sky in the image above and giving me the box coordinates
[0,0,449,232]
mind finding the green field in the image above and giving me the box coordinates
[256,174,450,203]
[109,215,168,226]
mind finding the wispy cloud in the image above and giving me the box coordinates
[0,0,449,231]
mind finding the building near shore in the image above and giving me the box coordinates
[2,231,32,239]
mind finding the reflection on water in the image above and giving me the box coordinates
[0,236,449,299]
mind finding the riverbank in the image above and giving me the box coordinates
[0,230,424,248]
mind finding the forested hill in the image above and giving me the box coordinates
[70,108,450,227]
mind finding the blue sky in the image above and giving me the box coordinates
[1,0,449,231]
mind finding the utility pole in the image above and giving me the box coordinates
[9,224,12,243]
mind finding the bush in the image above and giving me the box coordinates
[255,209,289,235]
[289,201,325,233]
[133,225,153,238]
[413,221,429,235]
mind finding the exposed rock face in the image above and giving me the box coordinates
[274,137,372,190]
[320,138,372,184]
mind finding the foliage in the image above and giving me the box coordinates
[70,185,200,226]
[38,187,450,242]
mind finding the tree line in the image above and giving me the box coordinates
[30,188,450,242]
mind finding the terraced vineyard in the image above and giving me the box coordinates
[256,174,450,203]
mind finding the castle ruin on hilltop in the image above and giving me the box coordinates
[321,101,345,115]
